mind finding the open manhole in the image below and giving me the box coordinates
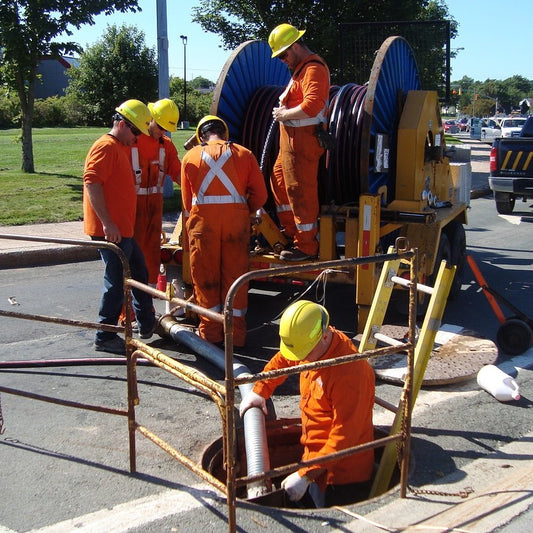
[201,418,403,509]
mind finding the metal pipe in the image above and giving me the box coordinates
[160,317,271,498]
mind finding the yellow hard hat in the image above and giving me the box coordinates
[268,23,306,58]
[196,114,229,143]
[115,99,151,136]
[279,300,329,361]
[148,98,179,132]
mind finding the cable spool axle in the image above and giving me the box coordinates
[211,36,420,207]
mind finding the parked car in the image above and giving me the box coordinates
[481,118,501,143]
[499,117,527,138]
[457,117,469,131]
[489,116,533,214]
[443,120,459,133]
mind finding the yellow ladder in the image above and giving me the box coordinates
[358,252,456,497]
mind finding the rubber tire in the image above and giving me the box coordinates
[496,318,533,356]
[494,192,515,214]
[444,221,466,300]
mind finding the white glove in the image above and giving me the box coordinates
[281,471,311,502]
[239,391,267,417]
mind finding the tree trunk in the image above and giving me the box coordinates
[18,73,35,173]
[21,113,35,173]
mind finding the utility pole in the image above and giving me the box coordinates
[180,35,188,126]
[156,0,169,99]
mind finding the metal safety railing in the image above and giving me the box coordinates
[0,233,421,533]
[219,244,419,531]
[0,235,137,425]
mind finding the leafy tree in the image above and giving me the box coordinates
[190,76,215,91]
[169,76,211,125]
[452,76,533,116]
[67,24,158,126]
[0,0,141,173]
[191,0,456,84]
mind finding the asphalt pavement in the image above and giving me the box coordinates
[1,137,532,532]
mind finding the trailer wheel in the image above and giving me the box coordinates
[496,318,533,356]
[494,192,515,214]
[445,221,466,300]
[426,231,452,307]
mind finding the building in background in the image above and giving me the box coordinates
[34,56,79,99]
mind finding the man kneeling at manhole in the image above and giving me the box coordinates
[240,300,375,508]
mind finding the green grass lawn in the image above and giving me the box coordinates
[0,127,193,226]
[0,127,465,226]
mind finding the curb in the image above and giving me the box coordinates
[1,246,99,269]
[471,186,492,199]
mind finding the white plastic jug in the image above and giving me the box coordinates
[477,365,520,402]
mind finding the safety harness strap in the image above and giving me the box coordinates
[193,146,247,206]
[132,145,167,196]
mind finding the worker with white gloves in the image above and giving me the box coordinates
[239,300,375,508]
[238,391,267,416]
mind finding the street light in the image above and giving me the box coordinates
[180,34,187,127]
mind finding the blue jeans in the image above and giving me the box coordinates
[93,237,155,342]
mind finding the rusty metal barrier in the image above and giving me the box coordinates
[0,233,418,533]
[219,249,417,532]
[0,235,137,428]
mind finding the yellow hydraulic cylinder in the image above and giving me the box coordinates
[252,208,289,255]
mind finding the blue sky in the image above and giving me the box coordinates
[64,0,531,84]
[446,0,531,81]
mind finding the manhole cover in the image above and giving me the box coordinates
[367,324,498,385]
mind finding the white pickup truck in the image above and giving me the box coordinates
[481,117,527,143]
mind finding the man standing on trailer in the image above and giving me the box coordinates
[181,115,268,348]
[240,300,375,507]
[268,23,330,261]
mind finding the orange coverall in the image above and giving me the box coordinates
[131,134,181,284]
[181,140,267,346]
[253,327,375,488]
[272,54,330,256]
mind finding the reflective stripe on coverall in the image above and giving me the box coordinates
[181,141,267,346]
[271,55,330,256]
[253,327,375,489]
[131,135,181,284]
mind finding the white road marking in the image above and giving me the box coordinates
[498,214,522,225]
[28,485,217,533]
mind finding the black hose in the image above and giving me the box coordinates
[239,82,370,207]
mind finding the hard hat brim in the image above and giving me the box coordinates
[280,338,308,361]
[271,29,306,58]
[147,101,179,133]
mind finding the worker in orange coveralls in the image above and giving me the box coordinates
[240,300,375,508]
[268,23,330,261]
[181,115,268,348]
[131,98,181,285]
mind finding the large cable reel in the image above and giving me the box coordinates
[210,36,421,207]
